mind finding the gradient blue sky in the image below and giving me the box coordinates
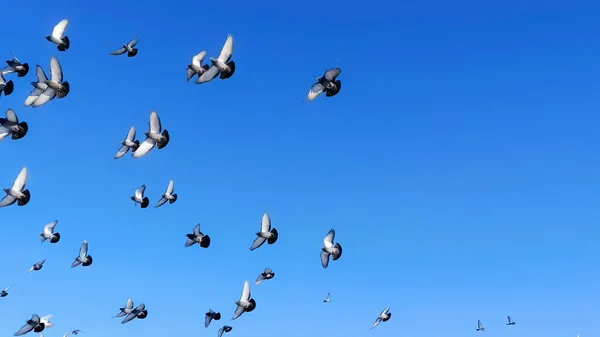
[0,0,597,336]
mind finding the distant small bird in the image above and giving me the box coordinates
[370,305,392,329]
[31,57,70,108]
[323,292,331,303]
[197,34,235,84]
[0,167,30,207]
[110,38,139,57]
[506,315,515,325]
[46,19,70,51]
[320,228,342,269]
[14,314,53,336]
[3,54,29,77]
[114,298,148,324]
[155,180,177,207]
[114,126,139,159]
[131,184,150,208]
[185,224,211,248]
[40,220,60,243]
[0,108,28,141]
[133,111,169,158]
[24,65,49,106]
[71,240,93,268]
[29,259,46,272]
[0,286,11,297]
[476,320,485,332]
[71,330,82,335]
[254,268,275,285]
[307,68,342,101]
[187,51,209,81]
[205,309,221,328]
[249,213,278,251]
[0,71,14,97]
[232,280,256,320]
[217,325,232,337]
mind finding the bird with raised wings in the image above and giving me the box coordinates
[307,68,342,101]
[0,71,14,97]
[249,213,278,251]
[110,38,139,57]
[0,286,11,297]
[24,65,48,106]
[121,301,148,324]
[370,305,392,329]
[254,268,275,285]
[185,224,211,248]
[46,19,70,51]
[205,309,221,328]
[0,108,28,141]
[232,281,256,320]
[0,167,30,207]
[3,54,29,77]
[131,184,149,208]
[507,315,516,325]
[31,57,69,108]
[320,228,342,269]
[29,259,46,272]
[114,126,139,159]
[14,314,53,336]
[71,240,93,267]
[133,111,169,158]
[217,325,232,337]
[197,35,235,84]
[40,220,60,243]
[155,180,177,207]
[476,320,485,331]
[323,292,331,303]
[187,51,209,81]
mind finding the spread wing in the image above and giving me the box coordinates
[380,305,390,316]
[255,273,265,285]
[217,35,234,63]
[192,51,206,67]
[121,312,136,324]
[320,251,330,268]
[128,39,138,48]
[371,317,382,329]
[323,228,335,247]
[52,19,69,39]
[307,82,325,101]
[149,111,161,133]
[0,195,16,207]
[239,281,250,301]
[250,237,266,251]
[231,306,245,320]
[261,213,271,232]
[79,241,88,258]
[44,220,58,236]
[115,144,129,159]
[217,327,225,337]
[135,185,146,199]
[193,224,201,236]
[197,66,219,84]
[110,47,127,55]
[50,57,63,83]
[14,322,34,336]
[12,167,27,191]
[32,88,57,107]
[125,298,134,310]
[205,314,213,328]
[323,68,341,81]
[36,65,48,82]
[165,180,174,195]
[6,109,18,123]
[132,138,156,158]
[154,197,168,208]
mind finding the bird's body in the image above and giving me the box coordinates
[371,305,392,329]
[110,39,139,57]
[185,224,211,248]
[115,126,140,159]
[155,180,177,207]
[71,240,93,267]
[131,184,150,208]
[40,220,60,243]
[46,19,70,51]
[320,228,343,268]
[133,111,169,158]
[3,54,29,77]
[205,309,221,328]
[29,259,46,272]
[255,268,275,285]
[250,213,279,250]
[0,108,28,141]
[187,51,210,81]
[0,167,30,207]
[232,280,256,320]
[307,68,342,101]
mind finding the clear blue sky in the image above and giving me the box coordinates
[0,0,598,336]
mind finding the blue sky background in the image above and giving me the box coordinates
[0,0,597,336]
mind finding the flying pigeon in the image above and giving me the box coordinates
[71,240,93,268]
[29,259,46,272]
[117,299,148,324]
[307,68,342,101]
[232,280,256,320]
[114,126,139,159]
[185,224,211,248]
[131,184,150,208]
[476,320,485,331]
[114,298,134,318]
[0,167,30,207]
[110,38,139,57]
[0,71,14,97]
[197,34,236,84]
[370,305,392,329]
[249,213,278,250]
[0,286,10,297]
[3,54,29,77]
[205,309,221,328]
[71,330,82,335]
[46,19,70,51]
[132,111,169,158]
[254,268,275,285]
[323,292,331,303]
[40,220,60,243]
[31,57,70,108]
[320,228,342,269]
[155,180,177,207]
[24,65,49,106]
[187,51,209,81]
[507,315,516,325]
[0,108,28,141]
[14,314,53,336]
[217,325,232,337]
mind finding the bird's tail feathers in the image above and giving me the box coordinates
[140,197,149,208]
[169,194,177,203]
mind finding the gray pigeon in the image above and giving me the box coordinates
[205,309,221,328]
[30,57,70,108]
[232,281,256,320]
[45,19,70,51]
[132,111,169,158]
[0,71,14,97]
[476,320,485,331]
[115,298,148,324]
[24,65,48,107]
[307,68,342,101]
[323,292,331,303]
[185,224,211,248]
[507,316,516,325]
[40,220,60,243]
[155,180,177,207]
[370,305,392,329]
[0,108,28,141]
[249,213,278,251]
[217,325,232,337]
[187,51,209,81]
[14,314,53,336]
[0,167,30,207]
[110,38,139,57]
[29,259,46,272]
[71,330,83,335]
[71,240,93,268]
[254,268,275,285]
[3,54,29,77]
[197,35,235,84]
[320,228,342,269]
[0,286,10,297]
[131,184,150,208]
[114,126,139,159]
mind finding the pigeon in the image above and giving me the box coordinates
[0,108,28,141]
[232,280,256,320]
[185,224,211,248]
[29,259,46,272]
[0,286,10,297]
[71,240,93,268]
[323,292,331,303]
[71,331,82,335]
[3,54,29,77]
[320,228,342,269]
[114,126,139,159]
[0,167,30,207]
[217,325,232,337]
[31,57,70,107]
[307,68,342,101]
[131,184,150,208]
[14,314,53,336]
[370,305,392,329]
[254,268,275,285]
[116,299,148,324]
[507,315,516,325]
[197,35,235,84]
[114,298,134,318]
[24,65,49,106]
[205,309,221,328]
[0,71,14,97]
[40,220,60,243]
[249,213,278,250]
[476,320,485,331]
[155,180,177,207]
[132,111,169,158]
[187,51,209,81]
[110,39,139,57]
[46,19,70,51]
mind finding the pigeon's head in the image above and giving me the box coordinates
[245,298,256,312]
[18,63,29,77]
[82,255,93,267]
[50,233,60,243]
[136,310,148,319]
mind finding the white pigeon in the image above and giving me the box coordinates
[29,259,46,272]
[0,108,28,141]
[0,71,14,97]
[370,305,392,329]
[249,213,279,250]
[132,111,170,158]
[186,51,209,81]
[476,320,485,331]
[323,292,331,303]
[40,220,60,243]
[0,167,30,207]
[31,57,70,108]
[46,19,70,51]
[155,180,177,207]
[71,240,93,267]
[110,38,139,57]
[14,314,53,336]
[131,184,150,208]
[114,126,140,159]
[2,54,29,77]
[197,34,235,84]
[24,65,49,107]
[232,280,256,320]
[307,68,342,101]
[320,228,343,269]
